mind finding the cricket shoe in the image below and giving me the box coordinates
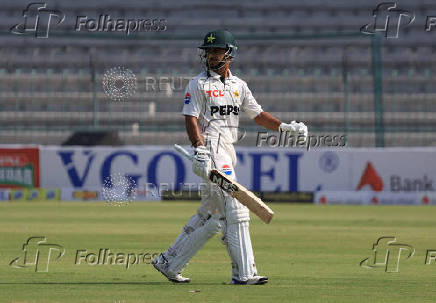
[152,254,191,283]
[230,275,268,285]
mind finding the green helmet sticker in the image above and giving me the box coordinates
[206,34,216,43]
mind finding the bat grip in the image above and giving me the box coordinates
[174,144,193,161]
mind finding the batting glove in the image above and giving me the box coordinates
[279,121,308,143]
[192,146,211,180]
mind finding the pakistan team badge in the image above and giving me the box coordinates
[207,34,215,43]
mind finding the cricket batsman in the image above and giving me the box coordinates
[152,29,308,284]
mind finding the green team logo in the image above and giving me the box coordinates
[206,34,216,43]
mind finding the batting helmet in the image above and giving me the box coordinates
[199,29,238,54]
[198,29,238,71]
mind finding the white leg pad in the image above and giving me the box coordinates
[224,221,256,281]
[225,194,250,224]
[165,214,221,275]
[165,214,204,260]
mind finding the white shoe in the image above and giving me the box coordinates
[230,275,268,285]
[152,254,191,283]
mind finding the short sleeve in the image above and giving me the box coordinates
[182,80,203,118]
[241,82,263,119]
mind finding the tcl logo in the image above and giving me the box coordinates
[206,90,224,97]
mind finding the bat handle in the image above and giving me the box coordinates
[174,144,193,161]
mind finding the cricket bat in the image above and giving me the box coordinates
[174,144,274,224]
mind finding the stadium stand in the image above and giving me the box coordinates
[0,0,435,146]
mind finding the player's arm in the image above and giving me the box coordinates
[184,115,210,180]
[241,83,308,139]
[184,115,204,147]
[182,79,206,148]
[254,111,308,139]
[253,112,281,131]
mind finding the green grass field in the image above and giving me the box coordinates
[1,201,436,303]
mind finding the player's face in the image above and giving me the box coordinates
[206,47,229,70]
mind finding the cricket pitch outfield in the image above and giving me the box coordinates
[1,201,436,303]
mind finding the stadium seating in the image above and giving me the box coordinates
[0,0,435,146]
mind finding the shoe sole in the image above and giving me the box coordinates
[252,277,268,285]
[231,277,268,285]
[152,262,190,284]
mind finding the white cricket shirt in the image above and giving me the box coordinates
[182,70,263,144]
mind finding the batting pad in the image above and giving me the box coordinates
[166,214,221,275]
[225,221,256,281]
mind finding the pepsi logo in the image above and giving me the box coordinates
[184,93,191,104]
[222,164,232,175]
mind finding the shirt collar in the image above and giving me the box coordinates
[207,69,234,79]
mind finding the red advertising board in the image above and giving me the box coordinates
[0,147,40,188]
